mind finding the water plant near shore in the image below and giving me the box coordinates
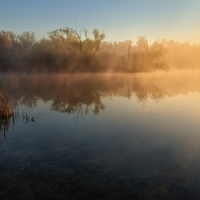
[22,111,42,123]
[0,87,14,118]
[0,87,14,146]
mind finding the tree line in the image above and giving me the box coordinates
[0,27,200,73]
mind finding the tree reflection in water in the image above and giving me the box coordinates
[50,79,105,121]
[0,70,199,116]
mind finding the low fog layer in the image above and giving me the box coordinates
[0,70,199,116]
[0,29,200,73]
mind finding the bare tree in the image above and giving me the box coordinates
[48,27,105,71]
[132,36,168,71]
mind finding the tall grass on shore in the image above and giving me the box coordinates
[0,87,14,146]
[0,87,14,118]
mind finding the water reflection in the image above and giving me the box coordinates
[0,70,200,139]
[0,72,167,143]
[0,70,200,114]
[50,78,105,121]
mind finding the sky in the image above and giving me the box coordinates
[1,0,200,44]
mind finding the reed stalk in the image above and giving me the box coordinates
[0,87,14,146]
[0,87,14,118]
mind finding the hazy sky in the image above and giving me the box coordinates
[1,0,200,44]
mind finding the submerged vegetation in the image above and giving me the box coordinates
[0,27,199,73]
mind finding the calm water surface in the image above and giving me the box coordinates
[0,71,200,199]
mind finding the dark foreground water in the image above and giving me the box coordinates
[0,71,200,199]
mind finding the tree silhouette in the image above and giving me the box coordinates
[131,36,168,71]
[48,27,105,71]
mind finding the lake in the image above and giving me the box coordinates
[0,71,200,200]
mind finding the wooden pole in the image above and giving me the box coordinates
[127,44,130,71]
